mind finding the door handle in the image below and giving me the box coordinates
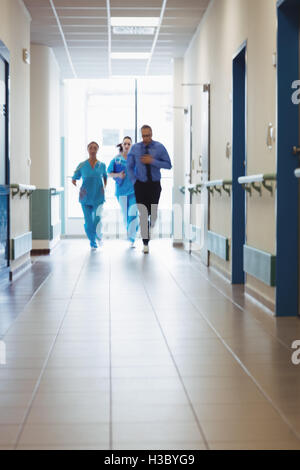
[293,146,300,155]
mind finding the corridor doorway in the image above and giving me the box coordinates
[231,42,247,285]
[276,0,300,316]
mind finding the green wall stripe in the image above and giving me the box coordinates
[208,231,229,261]
[31,189,62,241]
[243,244,276,287]
[11,232,32,260]
[31,190,51,240]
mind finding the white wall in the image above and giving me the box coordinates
[172,58,185,244]
[30,44,61,251]
[30,44,61,189]
[0,0,31,272]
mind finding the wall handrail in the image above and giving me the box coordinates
[179,184,202,195]
[238,173,276,196]
[187,184,202,195]
[10,184,36,198]
[295,169,300,178]
[50,187,65,196]
[205,179,232,196]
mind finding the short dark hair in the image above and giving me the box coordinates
[87,141,99,149]
[141,125,152,133]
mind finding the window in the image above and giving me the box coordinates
[65,77,173,237]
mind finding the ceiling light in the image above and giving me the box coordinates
[111,52,150,60]
[113,26,155,35]
[111,17,160,27]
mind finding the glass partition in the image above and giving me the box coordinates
[65,76,173,238]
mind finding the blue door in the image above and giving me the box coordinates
[0,47,9,280]
[276,0,300,316]
[232,43,247,284]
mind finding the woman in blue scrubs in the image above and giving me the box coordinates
[107,136,139,247]
[72,141,107,250]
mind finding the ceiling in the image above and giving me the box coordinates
[22,0,210,79]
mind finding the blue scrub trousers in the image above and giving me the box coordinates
[81,203,103,246]
[118,193,139,243]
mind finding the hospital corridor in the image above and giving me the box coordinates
[1,0,300,452]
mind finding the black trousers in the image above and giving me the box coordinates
[134,180,162,245]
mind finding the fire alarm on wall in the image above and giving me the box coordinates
[23,49,30,65]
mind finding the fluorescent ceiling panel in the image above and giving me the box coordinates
[111,17,160,27]
[111,52,150,60]
[113,26,155,35]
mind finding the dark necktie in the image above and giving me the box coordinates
[145,145,152,182]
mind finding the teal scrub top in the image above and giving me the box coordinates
[72,159,107,205]
[107,155,135,198]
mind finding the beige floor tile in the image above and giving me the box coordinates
[194,403,281,421]
[0,369,41,380]
[186,387,267,405]
[2,349,49,359]
[173,352,235,366]
[209,441,300,450]
[46,356,109,368]
[16,444,110,450]
[113,442,207,450]
[167,339,230,355]
[0,425,21,446]
[113,422,204,443]
[38,377,110,393]
[49,349,109,360]
[26,404,109,424]
[2,335,55,344]
[112,376,183,390]
[181,376,257,389]
[5,324,60,336]
[200,419,297,442]
[113,388,189,405]
[111,340,168,355]
[18,423,110,446]
[0,407,27,425]
[111,355,174,367]
[0,392,32,408]
[111,366,179,378]
[282,414,300,434]
[177,362,247,378]
[0,357,45,369]
[112,404,195,423]
[33,391,110,408]
[42,367,110,380]
[0,379,37,393]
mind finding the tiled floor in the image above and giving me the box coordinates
[0,239,300,450]
[0,261,51,338]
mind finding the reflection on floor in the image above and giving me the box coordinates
[0,261,52,338]
[0,239,300,450]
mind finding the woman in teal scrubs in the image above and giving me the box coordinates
[72,141,107,250]
[107,136,139,247]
